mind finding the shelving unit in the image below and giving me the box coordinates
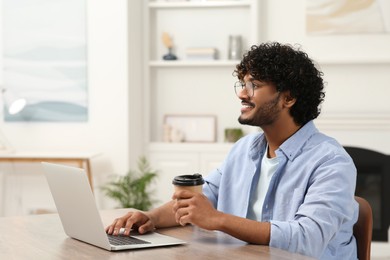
[148,1,253,8]
[144,0,260,143]
[149,59,240,67]
[143,1,261,202]
[146,0,258,63]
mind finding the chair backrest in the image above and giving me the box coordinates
[354,196,373,260]
[345,146,390,242]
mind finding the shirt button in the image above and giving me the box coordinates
[265,204,268,209]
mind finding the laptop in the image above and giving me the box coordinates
[42,162,186,251]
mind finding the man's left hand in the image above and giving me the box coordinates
[172,190,221,230]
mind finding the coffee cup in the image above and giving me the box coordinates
[172,173,205,193]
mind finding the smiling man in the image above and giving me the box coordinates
[106,42,358,259]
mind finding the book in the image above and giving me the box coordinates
[185,47,218,60]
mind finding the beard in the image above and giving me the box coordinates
[238,93,281,127]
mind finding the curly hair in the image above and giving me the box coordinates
[234,42,325,125]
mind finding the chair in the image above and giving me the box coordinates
[353,196,373,260]
[344,146,390,241]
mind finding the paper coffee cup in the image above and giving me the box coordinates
[172,174,205,193]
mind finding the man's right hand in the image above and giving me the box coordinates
[105,211,155,236]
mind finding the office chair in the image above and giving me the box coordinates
[354,196,373,260]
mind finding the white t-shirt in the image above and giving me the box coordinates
[248,146,279,221]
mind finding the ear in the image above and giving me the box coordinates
[282,92,296,108]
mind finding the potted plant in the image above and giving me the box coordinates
[224,128,244,143]
[100,156,158,211]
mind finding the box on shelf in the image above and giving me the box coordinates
[154,0,189,2]
[185,47,218,60]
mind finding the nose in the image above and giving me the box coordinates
[237,87,250,99]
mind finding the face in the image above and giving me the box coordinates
[237,74,281,127]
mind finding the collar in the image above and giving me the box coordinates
[248,121,319,162]
[277,120,319,161]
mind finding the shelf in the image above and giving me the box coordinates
[149,60,240,67]
[149,142,234,152]
[149,1,252,9]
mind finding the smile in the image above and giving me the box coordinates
[241,101,254,113]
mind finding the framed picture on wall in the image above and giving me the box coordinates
[303,0,390,63]
[163,115,217,143]
[2,0,88,122]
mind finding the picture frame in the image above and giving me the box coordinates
[2,0,88,122]
[303,0,390,63]
[164,115,216,142]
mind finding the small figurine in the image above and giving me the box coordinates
[162,32,177,60]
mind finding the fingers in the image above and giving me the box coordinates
[172,197,190,212]
[122,216,136,236]
[172,192,194,224]
[137,220,154,234]
[171,192,210,227]
[106,211,145,236]
[106,214,128,235]
[173,197,193,225]
[174,207,190,226]
[105,221,121,235]
[123,211,152,235]
[172,190,195,200]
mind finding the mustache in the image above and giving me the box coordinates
[241,99,255,107]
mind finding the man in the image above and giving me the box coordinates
[106,42,358,259]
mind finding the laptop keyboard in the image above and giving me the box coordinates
[108,234,151,246]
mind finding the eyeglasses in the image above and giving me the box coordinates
[234,81,256,97]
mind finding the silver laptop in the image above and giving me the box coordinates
[42,162,186,251]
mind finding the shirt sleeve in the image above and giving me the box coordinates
[203,168,222,208]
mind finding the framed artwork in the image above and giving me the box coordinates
[163,115,216,143]
[303,0,390,63]
[2,0,88,121]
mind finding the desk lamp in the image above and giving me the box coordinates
[2,88,26,115]
[0,88,27,152]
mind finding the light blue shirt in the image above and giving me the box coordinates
[203,121,358,259]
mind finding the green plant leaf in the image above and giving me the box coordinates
[100,156,158,211]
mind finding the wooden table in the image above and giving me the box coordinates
[0,209,314,259]
[0,152,100,190]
